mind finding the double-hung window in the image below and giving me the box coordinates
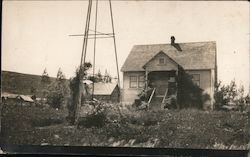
[129,75,145,88]
[129,76,137,88]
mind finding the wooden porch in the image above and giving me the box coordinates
[145,70,178,110]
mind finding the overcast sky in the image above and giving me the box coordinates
[2,1,249,92]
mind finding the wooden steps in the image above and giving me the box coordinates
[149,96,164,110]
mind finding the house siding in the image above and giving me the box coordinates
[110,86,120,102]
[211,69,215,109]
[122,71,144,103]
[144,52,178,71]
[122,70,214,107]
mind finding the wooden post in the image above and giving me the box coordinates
[145,70,148,93]
[75,80,82,125]
[74,0,92,125]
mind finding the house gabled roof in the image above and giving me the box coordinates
[142,51,179,69]
[121,41,216,72]
[90,83,118,95]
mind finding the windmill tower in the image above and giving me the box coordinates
[70,0,120,124]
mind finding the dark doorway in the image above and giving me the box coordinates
[148,71,176,96]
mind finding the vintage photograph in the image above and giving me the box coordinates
[1,0,249,150]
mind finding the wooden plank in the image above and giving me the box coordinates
[162,88,168,104]
[148,88,156,110]
[161,88,168,109]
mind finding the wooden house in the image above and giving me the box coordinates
[121,36,217,109]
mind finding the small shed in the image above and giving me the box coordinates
[91,83,120,102]
[2,92,34,106]
[18,95,34,102]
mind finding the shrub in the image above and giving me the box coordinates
[214,80,249,110]
[138,88,153,102]
[78,102,108,128]
[47,81,69,109]
[47,91,64,109]
[79,112,106,128]
[138,111,162,126]
[177,67,208,109]
[121,110,163,126]
[46,69,69,109]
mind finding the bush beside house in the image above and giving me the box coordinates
[214,80,250,111]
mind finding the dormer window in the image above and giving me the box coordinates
[159,58,165,65]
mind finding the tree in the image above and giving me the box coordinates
[67,62,92,124]
[30,86,37,100]
[30,86,36,95]
[56,67,65,81]
[96,69,103,82]
[88,69,113,83]
[88,69,103,83]
[214,80,249,110]
[41,68,51,85]
[47,68,69,109]
[103,69,112,83]
[41,68,51,101]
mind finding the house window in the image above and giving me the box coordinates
[129,75,145,88]
[159,58,165,65]
[138,76,145,88]
[191,74,200,86]
[129,76,137,88]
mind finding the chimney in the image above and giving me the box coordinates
[171,36,182,51]
[171,36,175,45]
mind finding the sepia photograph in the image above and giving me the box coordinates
[1,0,250,152]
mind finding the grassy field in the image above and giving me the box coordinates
[0,103,249,149]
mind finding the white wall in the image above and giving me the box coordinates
[122,71,144,103]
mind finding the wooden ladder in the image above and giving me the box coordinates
[147,88,156,110]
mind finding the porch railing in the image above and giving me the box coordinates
[161,88,169,109]
[147,88,156,109]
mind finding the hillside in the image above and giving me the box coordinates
[1,71,58,97]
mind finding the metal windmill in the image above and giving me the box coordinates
[70,0,120,124]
